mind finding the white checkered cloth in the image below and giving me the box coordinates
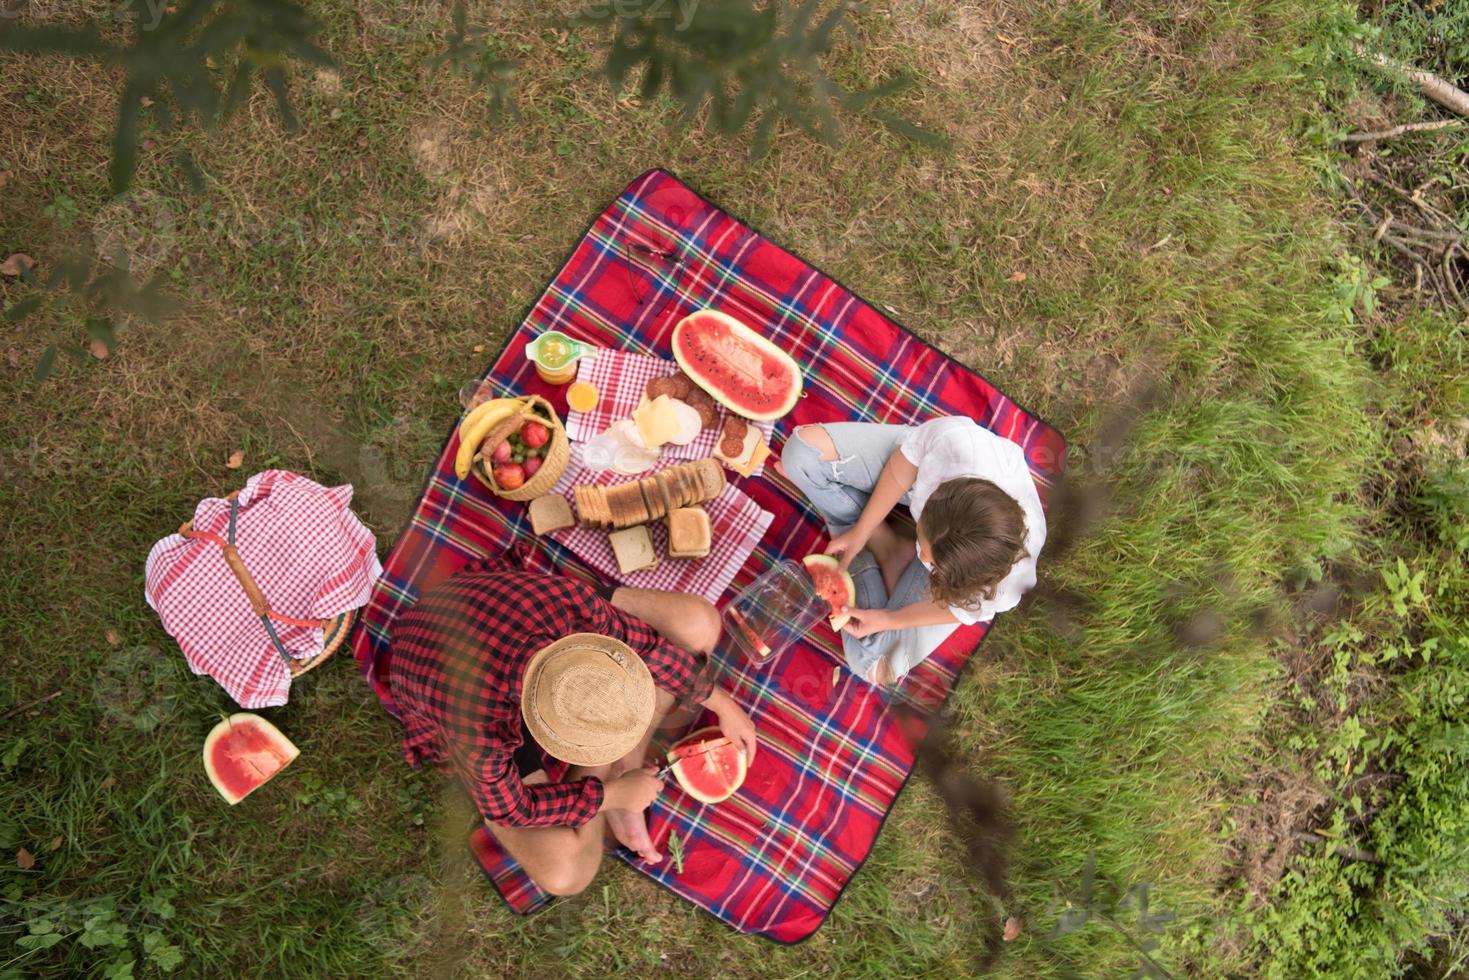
[545,443,773,603]
[144,470,382,709]
[564,349,774,475]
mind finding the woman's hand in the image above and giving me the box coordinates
[841,607,892,639]
[824,527,869,571]
[706,689,758,764]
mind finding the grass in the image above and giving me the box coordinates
[0,0,1445,975]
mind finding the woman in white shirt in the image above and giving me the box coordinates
[779,417,1046,686]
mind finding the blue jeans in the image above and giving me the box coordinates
[780,423,960,684]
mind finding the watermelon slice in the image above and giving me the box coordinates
[667,727,747,804]
[671,309,803,421]
[202,713,299,805]
[802,553,857,631]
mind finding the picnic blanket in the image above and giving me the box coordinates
[352,168,1066,944]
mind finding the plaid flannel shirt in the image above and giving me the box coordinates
[387,557,712,828]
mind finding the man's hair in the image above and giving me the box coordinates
[918,478,1028,612]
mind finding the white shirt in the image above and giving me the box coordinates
[898,416,1047,624]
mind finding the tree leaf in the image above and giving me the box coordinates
[5,296,44,322]
[111,86,143,194]
[226,449,245,469]
[264,67,300,132]
[16,847,35,869]
[0,24,113,57]
[32,345,58,383]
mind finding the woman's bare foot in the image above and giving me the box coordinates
[605,807,662,864]
[865,521,916,595]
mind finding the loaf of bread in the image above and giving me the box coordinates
[528,494,575,535]
[609,525,658,574]
[574,459,727,530]
[666,506,711,559]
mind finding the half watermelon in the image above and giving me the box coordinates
[802,553,857,631]
[203,713,299,805]
[671,309,803,421]
[667,727,747,804]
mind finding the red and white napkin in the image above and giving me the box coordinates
[545,444,772,603]
[564,349,774,476]
[144,470,382,708]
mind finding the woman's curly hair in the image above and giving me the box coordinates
[918,478,1028,612]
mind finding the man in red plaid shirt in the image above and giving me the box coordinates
[389,555,757,897]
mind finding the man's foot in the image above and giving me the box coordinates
[605,807,662,864]
[866,521,916,595]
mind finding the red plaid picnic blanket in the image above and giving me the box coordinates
[564,348,775,474]
[352,169,1066,943]
[545,445,772,602]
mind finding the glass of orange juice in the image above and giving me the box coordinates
[525,331,588,385]
[566,381,599,413]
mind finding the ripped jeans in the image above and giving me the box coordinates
[780,423,960,684]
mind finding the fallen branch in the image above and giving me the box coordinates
[1,689,61,720]
[1294,831,1382,865]
[1368,51,1469,119]
[1343,118,1465,143]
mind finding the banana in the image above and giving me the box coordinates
[454,397,522,479]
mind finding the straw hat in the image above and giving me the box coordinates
[520,633,655,767]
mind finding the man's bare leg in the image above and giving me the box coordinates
[601,590,722,861]
[609,587,722,656]
[482,768,609,896]
[600,686,675,863]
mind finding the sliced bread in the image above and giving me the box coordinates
[609,525,658,574]
[666,506,712,559]
[528,494,575,535]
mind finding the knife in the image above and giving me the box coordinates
[653,736,734,779]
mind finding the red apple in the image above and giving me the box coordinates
[493,462,526,490]
[522,456,543,478]
[521,421,550,448]
[490,440,513,463]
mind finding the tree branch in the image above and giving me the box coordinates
[1367,51,1469,119]
[1342,118,1465,143]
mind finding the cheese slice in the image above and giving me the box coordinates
[633,395,683,449]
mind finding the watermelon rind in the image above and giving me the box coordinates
[671,309,803,422]
[203,712,299,805]
[802,553,857,630]
[666,726,747,805]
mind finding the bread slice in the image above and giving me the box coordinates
[666,506,712,559]
[653,471,676,518]
[574,484,599,527]
[695,457,727,499]
[609,525,658,574]
[529,494,575,535]
[605,483,647,529]
[638,477,663,521]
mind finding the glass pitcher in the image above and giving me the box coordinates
[721,559,828,666]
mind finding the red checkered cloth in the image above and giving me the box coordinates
[563,348,775,475]
[146,470,382,708]
[542,444,772,602]
[353,170,1066,943]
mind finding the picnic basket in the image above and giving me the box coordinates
[471,394,570,501]
[178,491,353,677]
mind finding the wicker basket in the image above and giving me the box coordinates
[180,491,355,678]
[471,394,570,501]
